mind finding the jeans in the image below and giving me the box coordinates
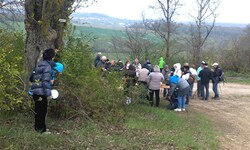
[201,83,209,100]
[149,89,160,107]
[178,96,186,109]
[213,77,220,97]
[33,94,48,133]
[189,83,194,97]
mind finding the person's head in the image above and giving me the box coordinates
[164,65,169,70]
[101,56,107,62]
[174,63,181,70]
[134,58,139,64]
[111,60,115,65]
[184,62,189,67]
[129,65,136,71]
[153,65,160,72]
[212,62,219,68]
[43,48,56,60]
[201,61,206,66]
[97,52,102,56]
[54,62,64,74]
[183,65,190,71]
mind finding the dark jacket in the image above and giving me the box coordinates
[31,60,54,97]
[213,67,223,78]
[94,56,101,67]
[198,67,213,84]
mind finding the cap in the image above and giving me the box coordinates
[212,63,219,66]
[201,61,206,65]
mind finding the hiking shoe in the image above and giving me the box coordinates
[174,108,181,112]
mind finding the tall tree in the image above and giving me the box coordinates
[24,0,96,86]
[143,0,182,59]
[187,0,220,65]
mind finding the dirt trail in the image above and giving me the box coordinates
[190,83,250,150]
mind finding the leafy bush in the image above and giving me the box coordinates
[53,32,126,123]
[0,29,28,111]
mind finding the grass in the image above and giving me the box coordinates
[0,101,219,150]
[225,71,250,84]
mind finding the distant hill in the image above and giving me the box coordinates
[71,12,247,29]
[71,13,138,29]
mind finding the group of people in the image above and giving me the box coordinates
[94,52,224,112]
[30,50,223,134]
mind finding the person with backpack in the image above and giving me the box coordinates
[30,48,56,134]
[167,75,190,111]
[212,62,223,100]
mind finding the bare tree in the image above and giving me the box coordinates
[23,0,96,86]
[187,0,220,65]
[111,23,154,61]
[143,0,182,59]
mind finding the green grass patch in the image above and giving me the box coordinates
[225,71,250,84]
[0,103,219,149]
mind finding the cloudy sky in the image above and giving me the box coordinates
[78,0,250,24]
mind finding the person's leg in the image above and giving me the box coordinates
[197,81,201,97]
[200,83,205,100]
[212,78,219,98]
[33,95,48,133]
[177,96,182,109]
[149,89,154,106]
[205,83,209,100]
[155,90,160,107]
[182,96,186,110]
[189,83,194,97]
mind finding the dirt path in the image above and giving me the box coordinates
[189,83,250,150]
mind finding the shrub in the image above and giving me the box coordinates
[52,32,126,123]
[0,29,28,111]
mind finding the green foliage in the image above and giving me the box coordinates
[55,30,126,123]
[0,29,28,111]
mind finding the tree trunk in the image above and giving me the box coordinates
[24,0,72,87]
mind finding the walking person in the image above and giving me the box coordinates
[30,48,56,134]
[198,62,213,100]
[148,65,164,107]
[211,62,223,100]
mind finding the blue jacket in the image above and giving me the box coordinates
[31,60,55,97]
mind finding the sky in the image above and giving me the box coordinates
[77,0,250,24]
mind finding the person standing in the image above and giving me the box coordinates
[198,62,213,100]
[162,65,171,97]
[159,57,165,72]
[94,52,101,68]
[211,62,223,100]
[138,64,150,99]
[196,61,206,97]
[148,65,164,107]
[30,48,56,134]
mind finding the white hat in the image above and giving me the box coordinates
[101,56,107,60]
[212,63,219,66]
[97,52,102,55]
